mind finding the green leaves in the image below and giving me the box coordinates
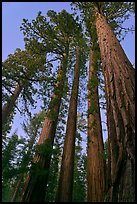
[23,18,28,23]
[87,102,97,115]
[2,133,26,183]
[2,45,53,118]
[72,2,135,41]
[73,132,87,202]
[99,139,108,161]
[36,140,53,157]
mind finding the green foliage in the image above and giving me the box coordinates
[73,132,87,202]
[2,47,51,118]
[2,132,27,201]
[2,133,20,181]
[72,2,135,41]
[2,48,46,85]
[87,74,99,116]
[99,139,108,161]
[20,9,83,56]
[47,9,82,41]
[2,108,16,140]
[31,162,49,177]
[2,110,46,202]
[45,142,61,202]
[87,102,97,115]
[36,139,53,157]
[44,112,65,202]
[77,112,87,133]
[2,182,12,202]
[88,74,98,90]
[2,4,135,202]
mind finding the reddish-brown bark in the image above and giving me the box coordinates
[20,45,69,202]
[55,47,81,202]
[95,12,135,202]
[2,80,25,125]
[87,42,105,202]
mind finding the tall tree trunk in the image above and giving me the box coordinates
[2,80,25,125]
[11,176,23,202]
[11,121,40,202]
[87,41,105,202]
[95,12,135,202]
[20,45,69,202]
[55,47,81,202]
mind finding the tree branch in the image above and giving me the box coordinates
[118,24,135,32]
[2,83,14,95]
[101,121,107,125]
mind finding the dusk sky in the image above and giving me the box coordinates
[2,2,135,64]
[2,2,135,144]
[2,2,73,61]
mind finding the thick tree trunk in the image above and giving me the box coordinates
[20,45,69,202]
[55,47,81,202]
[87,42,105,202]
[95,13,135,202]
[2,80,24,125]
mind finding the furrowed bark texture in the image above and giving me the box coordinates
[56,47,81,202]
[21,45,69,202]
[87,42,105,202]
[2,80,24,125]
[95,13,135,202]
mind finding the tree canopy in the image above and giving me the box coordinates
[2,2,135,202]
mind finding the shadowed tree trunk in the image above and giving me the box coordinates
[11,176,23,202]
[11,114,42,202]
[95,12,135,202]
[20,44,69,202]
[2,80,25,125]
[56,47,81,202]
[87,41,105,202]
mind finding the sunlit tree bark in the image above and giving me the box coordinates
[21,45,69,202]
[87,41,105,202]
[56,47,81,202]
[95,10,135,202]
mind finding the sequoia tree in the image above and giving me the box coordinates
[95,9,135,201]
[21,43,69,203]
[2,48,47,126]
[20,10,82,202]
[55,46,81,202]
[73,132,87,202]
[72,2,135,201]
[87,41,105,202]
[10,110,46,202]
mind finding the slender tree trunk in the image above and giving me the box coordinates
[11,176,23,202]
[20,45,69,202]
[95,12,135,202]
[11,123,40,202]
[55,47,81,202]
[87,42,105,202]
[2,80,25,125]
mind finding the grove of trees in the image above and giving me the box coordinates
[2,2,135,202]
